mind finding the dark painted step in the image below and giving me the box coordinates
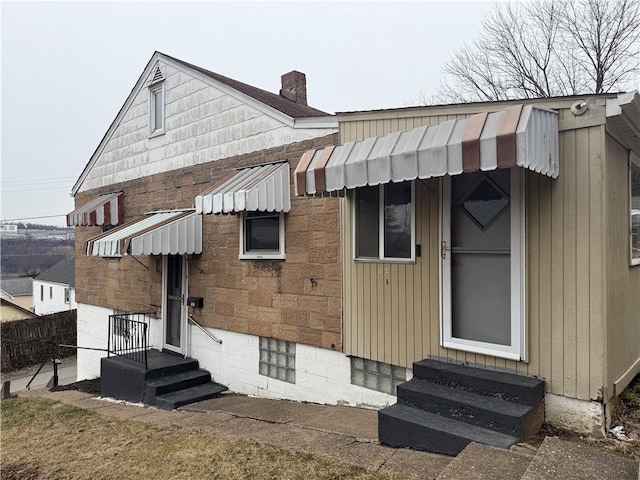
[378,403,519,456]
[155,382,228,410]
[397,378,534,437]
[143,369,212,405]
[144,351,200,380]
[413,360,544,406]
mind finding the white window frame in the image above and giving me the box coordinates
[64,287,71,304]
[239,211,286,260]
[49,286,53,299]
[149,81,165,136]
[352,181,416,263]
[630,157,640,266]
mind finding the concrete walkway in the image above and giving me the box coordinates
[16,389,640,480]
[1,356,77,392]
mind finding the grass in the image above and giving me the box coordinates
[1,397,398,480]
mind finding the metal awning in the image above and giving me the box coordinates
[294,104,559,196]
[67,192,123,226]
[86,210,202,257]
[195,162,291,214]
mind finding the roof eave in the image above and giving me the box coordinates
[606,91,640,154]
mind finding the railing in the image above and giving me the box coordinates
[25,342,61,391]
[107,312,149,369]
[188,314,222,344]
[24,344,108,391]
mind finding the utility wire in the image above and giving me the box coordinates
[1,214,68,221]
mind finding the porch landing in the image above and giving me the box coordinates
[101,349,227,409]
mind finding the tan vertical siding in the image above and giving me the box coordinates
[339,105,609,402]
[605,137,640,398]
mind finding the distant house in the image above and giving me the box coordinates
[0,277,34,312]
[32,258,76,315]
[0,298,36,321]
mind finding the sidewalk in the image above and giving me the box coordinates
[18,388,640,480]
[1,356,77,392]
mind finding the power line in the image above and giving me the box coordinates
[2,176,76,184]
[3,186,73,193]
[1,214,68,221]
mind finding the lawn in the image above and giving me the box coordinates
[1,397,398,480]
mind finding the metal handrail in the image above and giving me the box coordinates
[25,343,61,391]
[25,344,110,390]
[188,314,222,344]
[107,312,149,368]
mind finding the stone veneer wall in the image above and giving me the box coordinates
[74,133,342,351]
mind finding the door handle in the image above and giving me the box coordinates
[441,241,450,260]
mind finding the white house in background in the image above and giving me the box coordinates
[33,258,76,315]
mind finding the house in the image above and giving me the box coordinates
[32,258,76,315]
[0,298,37,322]
[69,52,411,408]
[69,50,639,452]
[293,92,640,446]
[0,277,34,312]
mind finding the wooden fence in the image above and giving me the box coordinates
[1,310,77,372]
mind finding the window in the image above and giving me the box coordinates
[350,357,406,395]
[49,286,53,299]
[259,337,295,384]
[40,285,43,302]
[64,288,71,304]
[240,211,285,259]
[354,181,414,261]
[149,82,164,135]
[631,159,640,265]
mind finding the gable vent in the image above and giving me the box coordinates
[152,66,164,83]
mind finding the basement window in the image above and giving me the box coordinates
[259,337,295,384]
[350,357,406,396]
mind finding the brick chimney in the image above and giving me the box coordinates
[280,71,307,106]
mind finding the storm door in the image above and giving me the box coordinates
[163,255,184,353]
[441,169,524,360]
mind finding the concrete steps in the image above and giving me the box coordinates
[101,350,227,409]
[154,382,228,410]
[143,369,213,405]
[378,359,545,455]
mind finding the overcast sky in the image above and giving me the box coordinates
[1,1,496,227]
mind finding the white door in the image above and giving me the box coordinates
[163,255,185,354]
[441,169,524,360]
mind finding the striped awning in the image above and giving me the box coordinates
[67,192,123,226]
[294,104,559,196]
[196,162,291,214]
[86,210,202,257]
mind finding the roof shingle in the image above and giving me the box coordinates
[35,258,75,287]
[163,53,330,118]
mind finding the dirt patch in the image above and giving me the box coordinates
[50,378,100,395]
[527,376,640,462]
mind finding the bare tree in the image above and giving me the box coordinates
[433,0,640,103]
